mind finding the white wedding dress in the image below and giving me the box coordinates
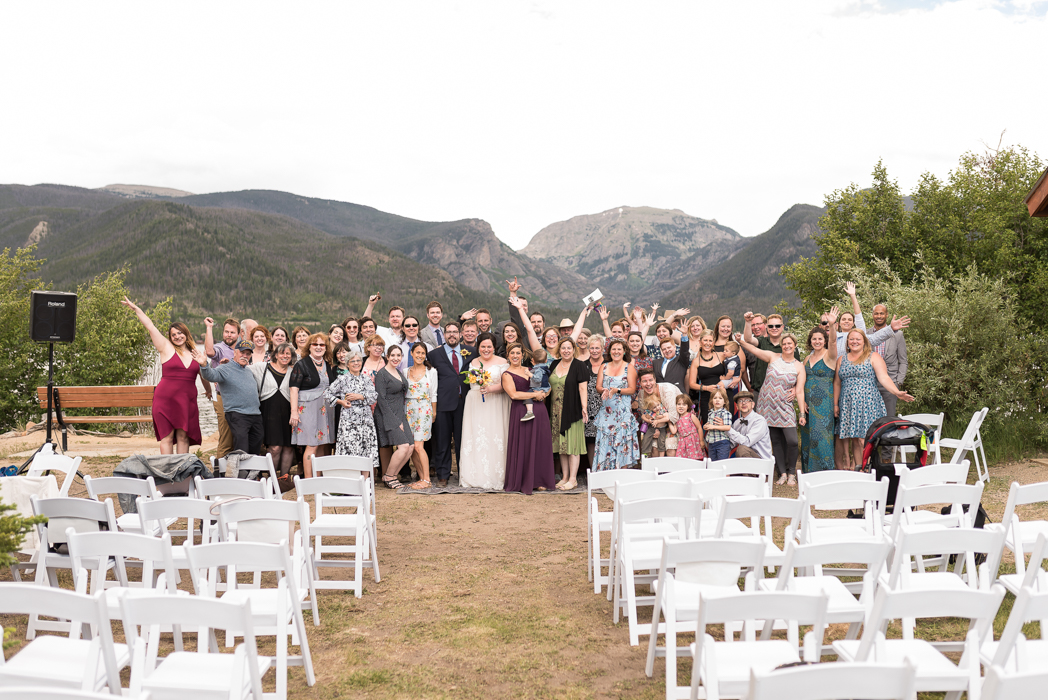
[458,362,511,489]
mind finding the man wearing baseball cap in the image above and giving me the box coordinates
[195,339,263,454]
[727,391,773,461]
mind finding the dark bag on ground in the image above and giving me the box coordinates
[860,417,932,507]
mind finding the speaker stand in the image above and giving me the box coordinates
[45,342,54,446]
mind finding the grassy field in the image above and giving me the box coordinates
[3,453,1048,699]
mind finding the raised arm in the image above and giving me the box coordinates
[833,356,843,417]
[506,277,527,330]
[204,317,216,359]
[639,303,658,337]
[598,304,613,337]
[845,281,861,322]
[511,297,541,351]
[736,332,775,363]
[569,306,589,342]
[743,311,756,345]
[824,306,840,365]
[122,297,172,359]
[362,293,379,319]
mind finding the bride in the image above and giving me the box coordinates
[458,333,511,489]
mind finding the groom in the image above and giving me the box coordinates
[428,321,476,487]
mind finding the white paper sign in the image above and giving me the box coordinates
[583,289,603,307]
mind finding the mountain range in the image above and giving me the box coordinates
[0,182,824,328]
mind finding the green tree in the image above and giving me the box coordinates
[54,266,172,390]
[0,247,49,428]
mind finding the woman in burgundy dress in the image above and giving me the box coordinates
[501,343,556,495]
[121,297,204,453]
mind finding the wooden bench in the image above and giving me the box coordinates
[37,385,155,450]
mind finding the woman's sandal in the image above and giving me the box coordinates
[382,476,403,490]
[410,479,431,490]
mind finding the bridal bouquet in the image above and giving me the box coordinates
[463,367,492,401]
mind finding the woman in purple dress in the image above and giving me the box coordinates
[121,296,205,454]
[501,343,556,495]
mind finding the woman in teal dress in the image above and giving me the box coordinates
[800,319,837,472]
[594,339,639,471]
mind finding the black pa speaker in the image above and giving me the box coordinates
[30,291,78,343]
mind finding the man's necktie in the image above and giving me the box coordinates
[436,328,443,345]
[452,350,459,373]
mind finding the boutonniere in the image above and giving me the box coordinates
[460,350,472,358]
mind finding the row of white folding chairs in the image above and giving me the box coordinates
[644,529,1047,700]
[0,580,274,699]
[589,459,776,593]
[9,499,331,698]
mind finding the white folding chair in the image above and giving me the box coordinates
[713,496,805,569]
[587,469,655,593]
[212,455,279,497]
[898,411,944,464]
[119,593,267,700]
[641,456,710,473]
[939,406,989,483]
[692,476,766,539]
[713,458,775,495]
[998,480,1048,587]
[136,496,218,574]
[26,447,83,498]
[216,499,319,627]
[799,478,888,544]
[796,468,873,501]
[606,480,698,603]
[611,497,702,646]
[186,542,316,700]
[759,540,892,652]
[0,585,126,695]
[27,496,118,639]
[883,461,972,532]
[689,591,828,700]
[643,538,766,699]
[982,665,1048,700]
[310,454,376,514]
[886,481,985,543]
[997,532,1048,597]
[194,476,272,502]
[84,475,163,536]
[294,475,380,597]
[980,586,1048,674]
[67,530,182,617]
[833,585,1005,699]
[744,660,918,700]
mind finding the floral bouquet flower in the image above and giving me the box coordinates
[463,366,492,401]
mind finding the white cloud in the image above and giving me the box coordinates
[0,0,1044,248]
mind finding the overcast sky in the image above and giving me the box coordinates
[2,1,1045,249]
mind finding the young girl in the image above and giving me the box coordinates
[673,394,706,460]
[639,381,672,458]
[704,387,733,462]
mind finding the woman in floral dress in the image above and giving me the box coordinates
[404,342,437,489]
[835,329,915,470]
[325,350,379,470]
[593,339,639,471]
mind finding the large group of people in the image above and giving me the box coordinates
[123,275,914,490]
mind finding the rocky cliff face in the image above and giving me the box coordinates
[401,218,594,306]
[521,206,745,299]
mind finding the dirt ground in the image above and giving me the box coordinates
[2,430,1047,699]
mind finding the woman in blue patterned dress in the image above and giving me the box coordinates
[594,339,639,471]
[799,312,838,473]
[835,329,915,469]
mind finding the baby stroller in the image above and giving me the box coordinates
[860,416,932,508]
